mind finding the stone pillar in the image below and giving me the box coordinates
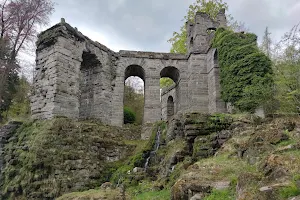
[144,76,161,123]
[187,54,209,113]
[207,49,226,113]
[111,75,125,127]
[32,36,83,119]
[178,79,189,113]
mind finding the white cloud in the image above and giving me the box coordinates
[108,0,126,13]
[79,26,141,51]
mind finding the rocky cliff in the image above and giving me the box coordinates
[1,114,300,200]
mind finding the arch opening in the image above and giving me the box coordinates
[167,96,174,119]
[125,65,145,82]
[123,65,145,125]
[160,66,180,84]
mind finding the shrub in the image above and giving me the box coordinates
[124,107,136,124]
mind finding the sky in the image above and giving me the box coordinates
[46,0,300,53]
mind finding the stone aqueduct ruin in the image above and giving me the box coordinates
[31,9,227,127]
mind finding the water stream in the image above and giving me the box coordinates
[144,126,161,170]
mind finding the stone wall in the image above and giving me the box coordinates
[31,10,227,135]
[207,48,226,113]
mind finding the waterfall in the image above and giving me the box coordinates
[144,126,161,170]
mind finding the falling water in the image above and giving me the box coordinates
[144,126,161,170]
[171,165,175,172]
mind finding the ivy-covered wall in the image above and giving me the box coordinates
[212,28,274,112]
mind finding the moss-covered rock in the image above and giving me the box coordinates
[0,119,139,200]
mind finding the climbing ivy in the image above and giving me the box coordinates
[212,28,274,112]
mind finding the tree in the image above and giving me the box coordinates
[260,27,272,57]
[160,77,174,88]
[0,0,54,120]
[5,75,30,120]
[0,0,54,61]
[168,0,247,54]
[273,25,300,113]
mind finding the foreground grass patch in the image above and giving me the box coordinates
[132,189,170,200]
[203,189,235,200]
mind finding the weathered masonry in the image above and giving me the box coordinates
[31,9,227,127]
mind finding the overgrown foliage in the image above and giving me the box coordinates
[212,28,274,112]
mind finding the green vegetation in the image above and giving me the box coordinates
[124,106,136,124]
[57,188,125,200]
[133,189,170,200]
[280,183,300,199]
[110,122,165,186]
[272,25,300,114]
[160,77,174,88]
[212,28,274,112]
[203,188,235,200]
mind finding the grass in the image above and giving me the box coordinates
[279,183,300,199]
[203,189,235,200]
[132,189,170,200]
[191,154,258,182]
[56,188,124,200]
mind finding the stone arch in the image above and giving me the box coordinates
[160,66,180,84]
[123,65,145,124]
[125,64,145,82]
[167,96,174,119]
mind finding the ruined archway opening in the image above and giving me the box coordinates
[124,65,145,125]
[160,66,180,120]
[160,66,180,89]
[167,96,175,119]
[79,51,101,119]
